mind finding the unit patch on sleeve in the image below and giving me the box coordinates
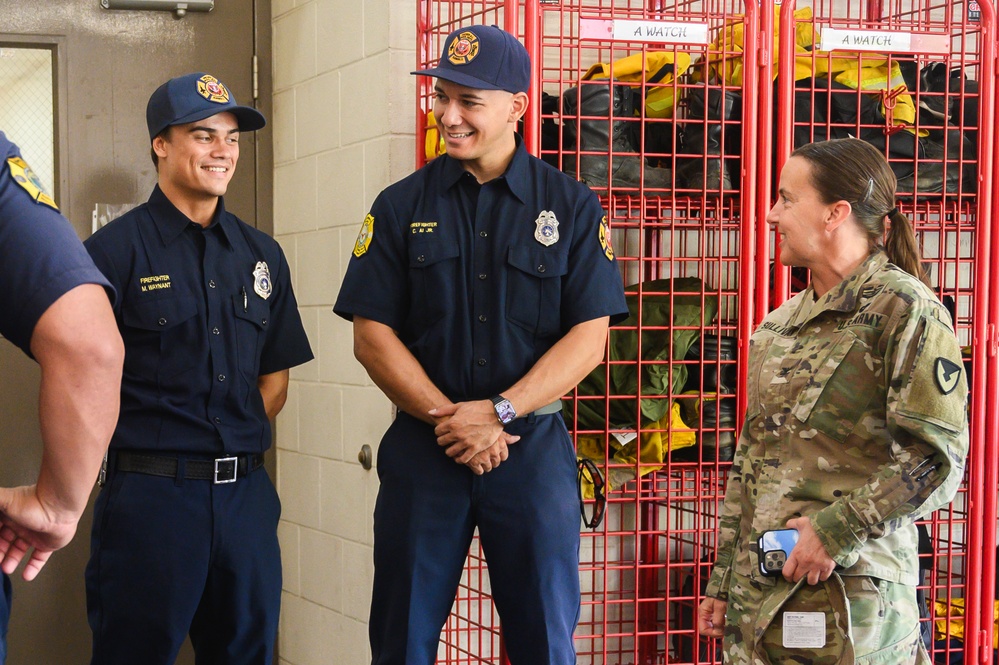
[934,357,962,395]
[599,215,615,260]
[353,213,375,258]
[534,211,559,247]
[6,157,58,210]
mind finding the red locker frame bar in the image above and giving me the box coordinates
[414,1,998,664]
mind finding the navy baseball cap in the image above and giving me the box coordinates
[146,72,266,140]
[412,25,530,94]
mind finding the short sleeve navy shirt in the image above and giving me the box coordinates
[85,186,314,454]
[334,139,628,402]
[0,132,113,356]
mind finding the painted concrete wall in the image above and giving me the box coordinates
[271,0,416,661]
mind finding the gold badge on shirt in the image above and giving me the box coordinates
[353,213,375,258]
[6,157,58,210]
[534,210,559,247]
[253,261,272,300]
[599,215,615,261]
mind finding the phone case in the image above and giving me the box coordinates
[758,528,799,576]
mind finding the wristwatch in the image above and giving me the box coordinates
[490,395,517,425]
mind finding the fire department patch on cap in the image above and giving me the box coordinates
[598,215,614,261]
[6,156,58,210]
[253,261,272,300]
[197,74,230,104]
[447,31,480,65]
[353,213,375,258]
[534,210,559,247]
[934,357,961,395]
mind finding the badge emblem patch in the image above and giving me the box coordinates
[599,215,615,260]
[447,31,480,65]
[6,157,58,210]
[534,211,559,247]
[197,74,230,104]
[934,357,961,395]
[253,261,272,300]
[353,214,375,258]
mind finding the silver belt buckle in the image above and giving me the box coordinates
[214,456,239,484]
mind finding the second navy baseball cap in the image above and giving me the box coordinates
[412,25,530,94]
[146,72,266,140]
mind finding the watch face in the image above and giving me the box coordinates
[494,399,517,424]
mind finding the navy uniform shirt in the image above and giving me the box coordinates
[85,186,313,454]
[0,132,113,355]
[334,139,628,402]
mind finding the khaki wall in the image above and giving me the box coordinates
[270,0,416,661]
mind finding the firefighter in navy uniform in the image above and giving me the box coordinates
[334,25,629,665]
[83,74,313,664]
[0,132,122,664]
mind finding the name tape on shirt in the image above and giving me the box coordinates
[353,214,375,258]
[410,222,437,234]
[6,157,58,210]
[140,274,172,292]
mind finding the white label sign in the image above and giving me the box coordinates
[820,27,913,52]
[612,20,710,45]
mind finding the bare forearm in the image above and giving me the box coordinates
[502,317,609,416]
[32,285,123,520]
[258,370,290,420]
[353,317,451,425]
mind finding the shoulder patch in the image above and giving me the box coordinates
[598,215,614,261]
[934,357,962,395]
[353,214,375,258]
[7,157,58,210]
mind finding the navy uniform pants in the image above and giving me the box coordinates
[86,457,282,665]
[370,412,581,665]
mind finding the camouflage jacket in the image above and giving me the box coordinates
[707,251,969,598]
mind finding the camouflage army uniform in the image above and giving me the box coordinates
[705,251,969,664]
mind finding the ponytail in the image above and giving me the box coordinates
[884,208,931,288]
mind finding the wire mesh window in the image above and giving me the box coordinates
[0,45,56,199]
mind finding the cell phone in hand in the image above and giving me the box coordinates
[758,528,799,577]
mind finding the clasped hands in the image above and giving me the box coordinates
[429,400,520,475]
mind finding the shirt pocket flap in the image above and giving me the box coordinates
[507,245,568,278]
[122,297,197,331]
[234,293,270,330]
[409,239,460,268]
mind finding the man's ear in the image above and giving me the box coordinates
[152,132,170,160]
[510,92,529,123]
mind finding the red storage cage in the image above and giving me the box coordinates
[765,1,998,664]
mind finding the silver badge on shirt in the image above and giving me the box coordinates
[253,261,272,300]
[534,210,559,247]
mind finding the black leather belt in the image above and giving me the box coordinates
[115,451,265,484]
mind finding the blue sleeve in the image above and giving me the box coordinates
[560,188,629,330]
[0,163,114,355]
[333,190,411,331]
[258,241,314,375]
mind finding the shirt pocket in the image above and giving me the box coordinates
[408,238,460,329]
[121,296,200,382]
[505,246,568,337]
[233,292,270,383]
[791,333,882,442]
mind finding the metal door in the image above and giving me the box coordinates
[0,1,268,662]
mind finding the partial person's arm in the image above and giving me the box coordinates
[258,369,290,420]
[431,316,609,464]
[807,305,969,570]
[0,284,123,580]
